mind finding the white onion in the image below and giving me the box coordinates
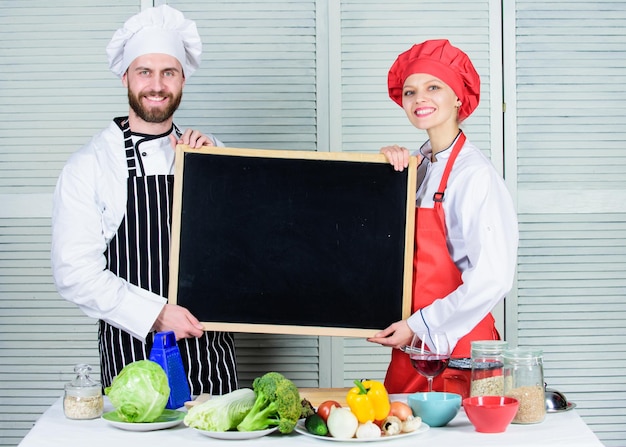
[326,407,358,439]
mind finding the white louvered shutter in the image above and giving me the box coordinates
[0,2,138,446]
[507,1,626,445]
[171,0,318,150]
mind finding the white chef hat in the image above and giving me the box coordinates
[106,5,201,78]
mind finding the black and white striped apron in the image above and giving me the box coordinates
[98,116,238,396]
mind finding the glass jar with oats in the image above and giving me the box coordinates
[503,348,546,424]
[470,340,508,397]
[63,364,103,420]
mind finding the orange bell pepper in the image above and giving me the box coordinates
[346,379,391,423]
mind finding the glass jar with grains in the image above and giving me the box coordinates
[63,363,104,420]
[470,340,508,397]
[503,348,546,424]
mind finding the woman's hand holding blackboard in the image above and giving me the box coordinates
[381,145,411,172]
[381,146,424,172]
[152,303,204,340]
[367,320,413,350]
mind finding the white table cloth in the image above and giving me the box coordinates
[19,395,604,447]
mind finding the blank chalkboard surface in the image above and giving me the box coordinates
[169,146,417,337]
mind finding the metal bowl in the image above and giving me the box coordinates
[545,386,575,412]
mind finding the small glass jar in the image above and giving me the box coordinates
[503,348,546,424]
[63,364,104,420]
[470,340,508,397]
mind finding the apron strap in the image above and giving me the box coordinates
[114,116,139,178]
[433,131,466,204]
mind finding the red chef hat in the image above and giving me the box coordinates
[387,39,480,121]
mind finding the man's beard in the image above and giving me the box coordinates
[128,89,182,124]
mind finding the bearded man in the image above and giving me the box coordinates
[51,5,238,395]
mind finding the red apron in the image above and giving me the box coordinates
[384,132,499,394]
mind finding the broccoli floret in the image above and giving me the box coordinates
[236,371,301,434]
[300,397,315,419]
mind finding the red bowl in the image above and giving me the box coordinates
[463,396,519,433]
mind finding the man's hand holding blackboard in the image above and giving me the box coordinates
[152,303,204,340]
[367,320,413,350]
[169,128,216,150]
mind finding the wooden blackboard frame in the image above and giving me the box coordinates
[169,146,417,337]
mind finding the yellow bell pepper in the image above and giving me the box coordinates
[346,379,391,423]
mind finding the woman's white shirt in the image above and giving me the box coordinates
[406,138,519,351]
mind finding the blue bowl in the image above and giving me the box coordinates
[407,392,462,427]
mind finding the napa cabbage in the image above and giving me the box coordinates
[184,388,256,431]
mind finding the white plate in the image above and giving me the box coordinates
[294,420,430,442]
[102,409,185,432]
[192,426,278,440]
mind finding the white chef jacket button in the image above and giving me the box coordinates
[141,152,147,156]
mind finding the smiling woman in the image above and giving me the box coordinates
[372,40,518,396]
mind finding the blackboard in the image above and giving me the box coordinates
[169,146,417,337]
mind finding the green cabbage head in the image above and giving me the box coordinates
[105,360,170,423]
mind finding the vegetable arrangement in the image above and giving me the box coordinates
[303,379,422,440]
[104,361,419,440]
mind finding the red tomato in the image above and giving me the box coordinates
[316,400,342,422]
[388,401,413,421]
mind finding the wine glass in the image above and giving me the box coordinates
[407,332,451,392]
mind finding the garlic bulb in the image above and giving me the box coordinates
[356,421,382,439]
